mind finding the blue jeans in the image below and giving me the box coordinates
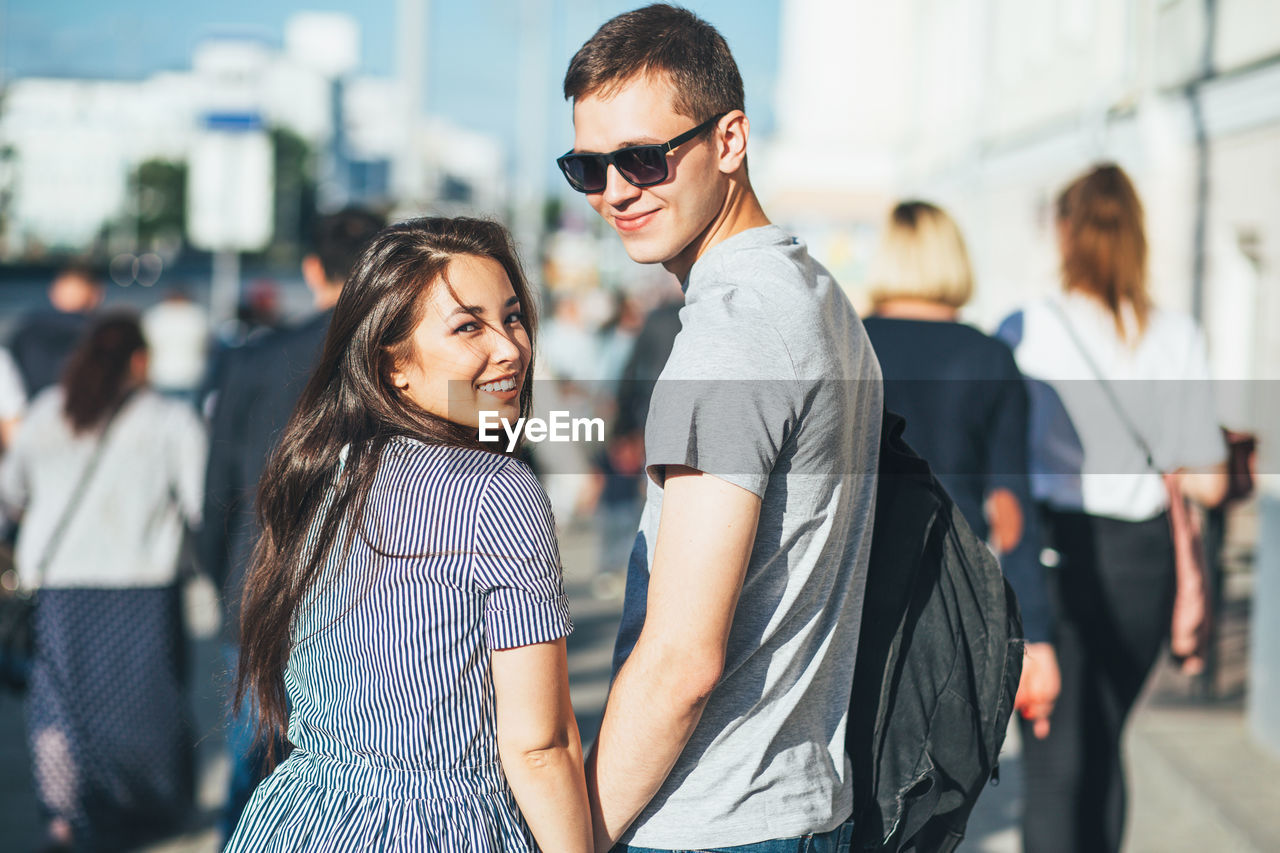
[219,644,286,842]
[615,821,853,853]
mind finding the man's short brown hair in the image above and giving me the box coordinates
[563,4,745,123]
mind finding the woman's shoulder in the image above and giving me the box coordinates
[132,390,203,429]
[25,385,65,421]
[376,439,547,510]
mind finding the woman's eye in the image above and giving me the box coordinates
[506,312,526,326]
[455,321,480,333]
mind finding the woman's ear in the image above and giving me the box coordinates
[388,363,409,393]
[386,348,414,394]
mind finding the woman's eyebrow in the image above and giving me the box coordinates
[447,296,519,317]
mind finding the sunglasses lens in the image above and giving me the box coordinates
[615,147,667,187]
[560,155,606,193]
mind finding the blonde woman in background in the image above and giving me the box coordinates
[861,200,1061,746]
[996,164,1227,853]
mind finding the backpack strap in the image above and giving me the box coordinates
[1046,300,1159,474]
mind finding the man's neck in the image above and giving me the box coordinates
[664,181,771,283]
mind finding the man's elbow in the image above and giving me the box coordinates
[649,645,724,710]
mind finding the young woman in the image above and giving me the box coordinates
[225,218,591,852]
[998,165,1227,853]
[0,314,205,851]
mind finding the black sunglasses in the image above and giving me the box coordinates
[557,112,728,194]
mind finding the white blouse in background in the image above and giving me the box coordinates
[0,347,26,421]
[0,387,206,588]
[1007,291,1226,522]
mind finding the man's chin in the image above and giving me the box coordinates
[616,232,674,266]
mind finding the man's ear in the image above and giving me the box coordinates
[717,110,750,175]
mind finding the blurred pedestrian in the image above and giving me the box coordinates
[7,264,105,398]
[997,163,1228,853]
[0,346,26,450]
[0,313,205,852]
[200,206,384,841]
[615,296,682,438]
[226,218,589,852]
[862,200,1060,738]
[142,287,210,404]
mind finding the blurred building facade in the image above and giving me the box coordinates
[762,0,1280,754]
[0,12,505,259]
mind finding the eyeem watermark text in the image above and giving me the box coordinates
[479,410,605,452]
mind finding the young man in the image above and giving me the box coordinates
[558,6,882,851]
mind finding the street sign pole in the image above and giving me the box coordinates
[211,248,241,330]
[188,112,273,323]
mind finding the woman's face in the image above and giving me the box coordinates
[390,254,531,429]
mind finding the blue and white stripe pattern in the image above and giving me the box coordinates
[225,438,573,852]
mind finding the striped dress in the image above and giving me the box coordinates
[225,438,573,852]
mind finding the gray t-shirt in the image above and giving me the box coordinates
[613,225,882,848]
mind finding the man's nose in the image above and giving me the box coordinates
[601,164,642,207]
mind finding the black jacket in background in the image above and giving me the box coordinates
[862,316,1051,644]
[9,310,94,396]
[199,310,332,642]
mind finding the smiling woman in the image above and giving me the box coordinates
[226,217,592,853]
[389,253,532,429]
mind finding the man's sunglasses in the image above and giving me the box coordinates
[556,112,728,194]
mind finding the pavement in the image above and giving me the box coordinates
[4,519,1280,852]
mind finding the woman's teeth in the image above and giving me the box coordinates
[478,377,517,393]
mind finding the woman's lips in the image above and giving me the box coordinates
[613,209,658,233]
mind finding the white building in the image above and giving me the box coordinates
[0,12,506,256]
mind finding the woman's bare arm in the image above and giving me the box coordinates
[492,637,591,853]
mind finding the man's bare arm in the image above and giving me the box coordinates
[586,466,761,851]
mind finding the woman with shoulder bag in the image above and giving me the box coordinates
[997,164,1228,853]
[0,313,206,851]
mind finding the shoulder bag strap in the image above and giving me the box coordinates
[29,390,135,588]
[1045,299,1159,474]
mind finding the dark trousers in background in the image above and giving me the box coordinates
[1020,509,1175,853]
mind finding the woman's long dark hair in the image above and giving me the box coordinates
[1056,163,1150,339]
[62,313,146,434]
[236,217,539,756]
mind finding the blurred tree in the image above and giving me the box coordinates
[259,126,318,267]
[542,196,563,232]
[132,158,186,257]
[0,143,15,260]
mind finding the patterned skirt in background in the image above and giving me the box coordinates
[26,585,193,851]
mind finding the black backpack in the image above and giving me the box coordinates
[847,410,1024,852]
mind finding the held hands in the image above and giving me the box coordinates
[1014,642,1061,740]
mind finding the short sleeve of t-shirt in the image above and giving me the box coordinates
[472,459,573,650]
[644,296,798,498]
